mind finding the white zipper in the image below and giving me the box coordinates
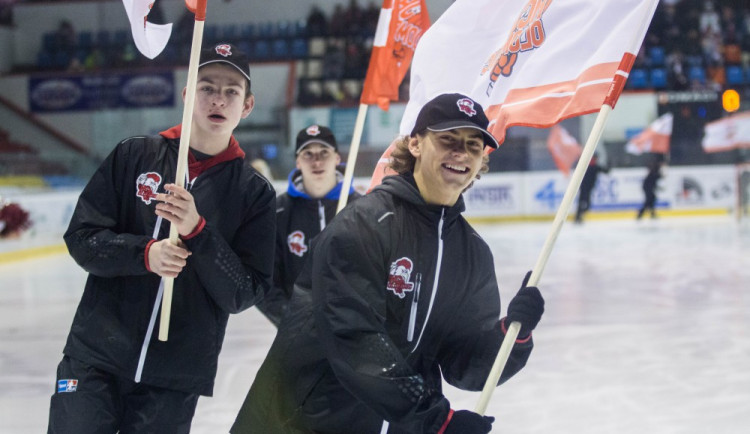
[411,208,445,353]
[135,216,165,382]
[318,200,326,231]
[407,273,422,342]
[135,172,196,382]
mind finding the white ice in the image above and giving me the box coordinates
[1,216,748,433]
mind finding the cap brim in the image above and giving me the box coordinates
[296,140,337,155]
[198,59,251,85]
[426,121,499,148]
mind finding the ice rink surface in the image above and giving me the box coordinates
[1,215,748,433]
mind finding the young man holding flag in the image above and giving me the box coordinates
[232,93,544,434]
[48,43,276,433]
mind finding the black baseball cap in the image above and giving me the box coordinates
[199,43,251,90]
[410,93,499,148]
[296,125,338,154]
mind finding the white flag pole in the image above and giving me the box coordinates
[474,0,660,415]
[159,0,207,342]
[336,103,368,213]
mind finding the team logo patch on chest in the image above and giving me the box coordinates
[387,257,416,299]
[136,172,162,205]
[287,230,308,257]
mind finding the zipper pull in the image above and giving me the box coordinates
[407,273,422,342]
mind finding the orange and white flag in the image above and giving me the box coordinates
[625,112,673,155]
[702,111,750,153]
[399,0,659,145]
[547,124,582,176]
[122,0,172,59]
[361,0,431,111]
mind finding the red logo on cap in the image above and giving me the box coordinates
[306,125,321,136]
[215,44,232,57]
[457,98,477,117]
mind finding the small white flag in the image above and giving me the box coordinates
[122,0,172,60]
[625,112,673,155]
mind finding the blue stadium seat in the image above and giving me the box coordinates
[204,25,219,43]
[271,39,290,59]
[291,38,308,58]
[221,24,238,42]
[96,30,111,48]
[650,68,667,89]
[627,68,648,89]
[688,65,706,84]
[37,50,54,69]
[78,32,93,49]
[253,40,270,60]
[648,46,665,66]
[241,23,257,40]
[726,65,745,85]
[42,32,58,51]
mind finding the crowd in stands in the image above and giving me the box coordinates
[13,1,750,100]
[630,0,750,91]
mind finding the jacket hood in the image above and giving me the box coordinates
[375,173,466,217]
[286,165,355,200]
[160,124,245,179]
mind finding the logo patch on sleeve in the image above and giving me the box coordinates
[57,379,78,393]
[387,257,416,299]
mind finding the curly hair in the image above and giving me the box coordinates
[388,134,490,180]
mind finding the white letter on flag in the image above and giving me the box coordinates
[122,0,173,59]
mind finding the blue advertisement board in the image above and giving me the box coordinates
[29,72,174,112]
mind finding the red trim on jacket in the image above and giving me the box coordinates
[144,239,157,272]
[501,317,532,344]
[438,409,455,434]
[159,125,246,180]
[180,216,206,240]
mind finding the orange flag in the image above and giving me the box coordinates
[360,0,430,111]
[547,124,582,176]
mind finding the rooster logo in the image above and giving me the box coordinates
[135,172,162,205]
[306,125,321,136]
[215,44,232,57]
[287,230,308,257]
[457,98,477,117]
[387,257,416,299]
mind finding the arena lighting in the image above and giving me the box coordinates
[722,89,740,112]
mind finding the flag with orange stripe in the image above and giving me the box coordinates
[547,124,582,176]
[398,0,658,147]
[360,0,431,111]
[625,112,673,155]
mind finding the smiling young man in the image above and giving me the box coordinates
[256,125,359,326]
[232,93,545,434]
[48,43,276,433]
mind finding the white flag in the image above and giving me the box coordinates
[625,112,673,155]
[702,112,750,153]
[122,0,172,60]
[399,0,659,144]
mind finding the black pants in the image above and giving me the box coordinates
[638,190,657,219]
[48,356,199,434]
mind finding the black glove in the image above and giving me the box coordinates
[506,271,544,337]
[444,410,494,434]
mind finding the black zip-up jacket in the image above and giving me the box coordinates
[256,167,360,325]
[232,173,533,434]
[62,125,276,396]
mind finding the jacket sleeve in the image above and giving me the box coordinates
[63,141,153,277]
[182,175,276,314]
[255,197,288,326]
[438,248,533,390]
[311,206,450,434]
